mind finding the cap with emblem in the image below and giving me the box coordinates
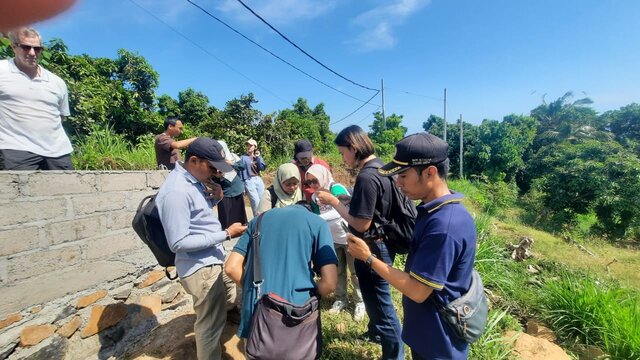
[378,133,448,176]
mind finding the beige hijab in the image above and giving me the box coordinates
[273,163,303,208]
[306,164,333,190]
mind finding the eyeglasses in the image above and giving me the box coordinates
[15,43,44,53]
[304,179,319,186]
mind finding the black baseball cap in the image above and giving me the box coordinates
[186,137,233,173]
[294,139,313,160]
[379,133,448,176]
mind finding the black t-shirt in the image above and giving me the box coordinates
[348,158,392,240]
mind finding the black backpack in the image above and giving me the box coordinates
[131,194,177,279]
[365,162,417,254]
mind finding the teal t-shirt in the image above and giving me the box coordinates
[232,205,338,338]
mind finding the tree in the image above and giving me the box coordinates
[157,94,181,118]
[530,91,599,151]
[527,139,640,240]
[369,112,407,156]
[467,115,537,182]
[274,98,333,156]
[114,49,159,110]
[422,114,444,137]
[600,103,640,149]
[178,88,210,128]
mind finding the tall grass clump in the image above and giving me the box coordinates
[72,125,156,170]
[539,272,640,359]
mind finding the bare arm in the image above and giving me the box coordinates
[225,252,245,284]
[347,234,433,303]
[170,137,197,150]
[315,264,337,297]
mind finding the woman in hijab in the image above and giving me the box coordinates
[305,164,365,321]
[256,163,303,214]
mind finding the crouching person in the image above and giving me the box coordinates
[225,204,338,359]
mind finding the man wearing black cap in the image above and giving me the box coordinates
[347,133,477,360]
[292,139,332,201]
[156,137,248,360]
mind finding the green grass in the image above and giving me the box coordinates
[72,125,157,170]
[539,272,640,359]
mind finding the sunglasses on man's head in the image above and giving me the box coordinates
[304,179,319,186]
[16,43,44,53]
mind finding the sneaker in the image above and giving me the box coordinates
[353,302,366,322]
[328,300,346,314]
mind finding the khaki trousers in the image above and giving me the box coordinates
[180,264,228,360]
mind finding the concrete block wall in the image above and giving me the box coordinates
[0,170,179,359]
[0,171,168,317]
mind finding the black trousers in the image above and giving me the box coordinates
[0,149,73,170]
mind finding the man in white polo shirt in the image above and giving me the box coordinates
[0,27,74,170]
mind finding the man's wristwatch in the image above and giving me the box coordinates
[365,254,376,267]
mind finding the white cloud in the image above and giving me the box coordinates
[215,0,341,25]
[349,0,430,52]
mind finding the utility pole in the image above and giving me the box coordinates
[443,88,447,142]
[381,79,386,129]
[459,114,464,178]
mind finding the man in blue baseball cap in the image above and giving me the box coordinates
[348,133,478,360]
[156,137,247,360]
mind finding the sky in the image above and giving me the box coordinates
[32,0,640,134]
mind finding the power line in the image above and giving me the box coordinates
[386,87,443,101]
[330,90,380,125]
[185,0,373,104]
[233,0,378,92]
[127,0,290,105]
[354,106,381,125]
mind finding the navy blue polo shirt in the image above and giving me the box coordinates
[402,191,476,359]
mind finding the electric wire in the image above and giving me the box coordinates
[127,0,290,105]
[354,105,381,125]
[386,87,443,101]
[233,0,378,92]
[185,0,372,104]
[330,90,380,125]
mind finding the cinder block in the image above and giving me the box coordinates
[0,227,40,256]
[45,216,107,245]
[126,190,157,211]
[7,245,82,282]
[84,231,141,259]
[0,173,20,200]
[108,212,134,231]
[72,193,127,216]
[0,199,67,227]
[146,171,169,189]
[23,173,96,196]
[97,173,147,192]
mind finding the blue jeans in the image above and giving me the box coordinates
[354,240,404,360]
[244,176,264,217]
